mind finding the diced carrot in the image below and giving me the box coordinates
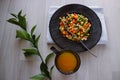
[73,14,78,19]
[72,19,76,23]
[72,30,76,34]
[62,31,66,35]
[71,14,74,18]
[83,22,91,29]
[69,23,74,27]
[60,21,63,26]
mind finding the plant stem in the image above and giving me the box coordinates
[30,38,44,62]
[36,48,44,62]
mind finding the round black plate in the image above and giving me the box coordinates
[49,4,102,52]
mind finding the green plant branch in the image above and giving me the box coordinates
[7,10,54,80]
[37,48,44,62]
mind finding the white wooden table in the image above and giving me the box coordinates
[0,0,120,80]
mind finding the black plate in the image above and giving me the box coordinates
[49,4,102,52]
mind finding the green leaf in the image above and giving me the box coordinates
[23,14,26,17]
[40,62,50,78]
[16,30,31,41]
[45,53,54,64]
[40,62,48,72]
[18,10,22,18]
[31,25,36,36]
[32,35,36,42]
[22,48,38,57]
[16,10,27,31]
[49,65,54,77]
[35,35,40,48]
[30,74,46,80]
[7,18,20,26]
[18,14,27,30]
[8,10,27,30]
[10,13,17,18]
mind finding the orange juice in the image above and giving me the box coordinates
[56,51,77,73]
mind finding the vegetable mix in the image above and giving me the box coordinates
[59,13,91,41]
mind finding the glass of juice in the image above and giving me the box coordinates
[51,46,81,75]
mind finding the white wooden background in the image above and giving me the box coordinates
[0,0,120,80]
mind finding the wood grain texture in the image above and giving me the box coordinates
[0,0,120,80]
